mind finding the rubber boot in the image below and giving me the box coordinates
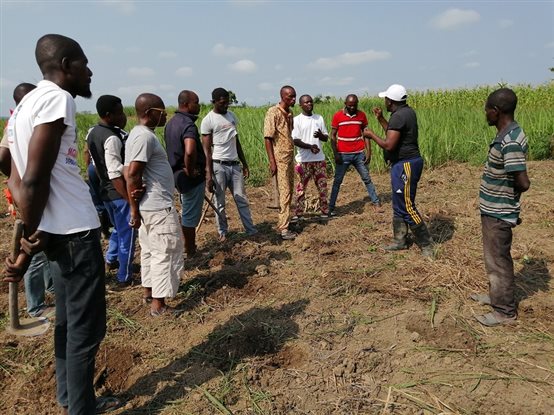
[383,217,410,251]
[410,222,435,259]
[182,226,197,258]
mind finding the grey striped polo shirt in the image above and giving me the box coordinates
[479,121,528,224]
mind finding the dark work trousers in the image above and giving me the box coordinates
[481,215,517,317]
[390,156,424,226]
[46,228,107,414]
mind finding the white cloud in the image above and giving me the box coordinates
[498,19,513,29]
[464,62,480,68]
[461,50,478,57]
[257,82,274,91]
[318,76,355,86]
[159,51,177,59]
[95,45,115,55]
[212,43,254,58]
[229,59,258,73]
[100,0,136,15]
[308,49,391,70]
[127,67,155,77]
[175,66,193,77]
[432,9,480,30]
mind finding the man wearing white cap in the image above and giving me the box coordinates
[364,84,434,258]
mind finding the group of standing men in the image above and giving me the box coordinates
[1,32,530,415]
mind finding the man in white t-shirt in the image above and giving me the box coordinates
[291,94,330,219]
[201,88,257,241]
[4,34,120,414]
[125,93,184,317]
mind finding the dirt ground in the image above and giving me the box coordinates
[0,161,553,415]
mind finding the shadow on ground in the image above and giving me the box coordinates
[119,299,309,414]
[515,257,550,303]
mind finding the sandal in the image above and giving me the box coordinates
[150,306,183,318]
[96,396,124,413]
[475,311,517,327]
[142,295,153,305]
[469,293,491,305]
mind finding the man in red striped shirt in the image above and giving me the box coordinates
[329,94,380,214]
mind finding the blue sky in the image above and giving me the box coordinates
[1,0,553,115]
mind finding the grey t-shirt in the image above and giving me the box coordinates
[125,125,175,211]
[200,110,239,161]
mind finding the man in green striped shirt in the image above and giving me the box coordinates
[473,88,530,327]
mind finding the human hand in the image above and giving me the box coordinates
[363,127,375,140]
[372,107,383,118]
[3,252,31,283]
[131,184,146,202]
[242,165,250,179]
[313,129,325,139]
[128,211,142,229]
[334,154,343,165]
[207,178,215,194]
[364,155,371,165]
[269,160,277,176]
[310,144,320,154]
[20,231,49,256]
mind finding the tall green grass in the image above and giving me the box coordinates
[2,83,552,186]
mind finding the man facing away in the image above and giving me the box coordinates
[201,87,257,241]
[164,90,206,257]
[263,85,297,240]
[472,88,530,327]
[4,34,119,414]
[86,94,137,287]
[364,84,434,258]
[1,83,55,319]
[329,94,381,215]
[291,94,330,219]
[126,93,184,317]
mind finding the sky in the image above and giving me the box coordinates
[1,0,553,115]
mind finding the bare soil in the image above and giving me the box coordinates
[0,161,553,414]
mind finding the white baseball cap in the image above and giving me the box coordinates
[378,84,408,101]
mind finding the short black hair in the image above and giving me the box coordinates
[486,88,517,114]
[35,34,84,75]
[211,87,229,101]
[96,95,122,117]
[13,83,36,105]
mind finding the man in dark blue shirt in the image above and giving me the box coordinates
[164,90,206,257]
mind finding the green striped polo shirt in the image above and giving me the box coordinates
[479,121,528,225]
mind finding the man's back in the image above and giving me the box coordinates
[8,80,98,234]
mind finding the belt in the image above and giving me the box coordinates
[213,159,240,166]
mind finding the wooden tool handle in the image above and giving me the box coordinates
[11,219,24,261]
[8,219,24,330]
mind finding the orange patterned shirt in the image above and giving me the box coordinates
[263,105,294,163]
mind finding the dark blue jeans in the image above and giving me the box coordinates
[329,152,380,211]
[46,228,106,414]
